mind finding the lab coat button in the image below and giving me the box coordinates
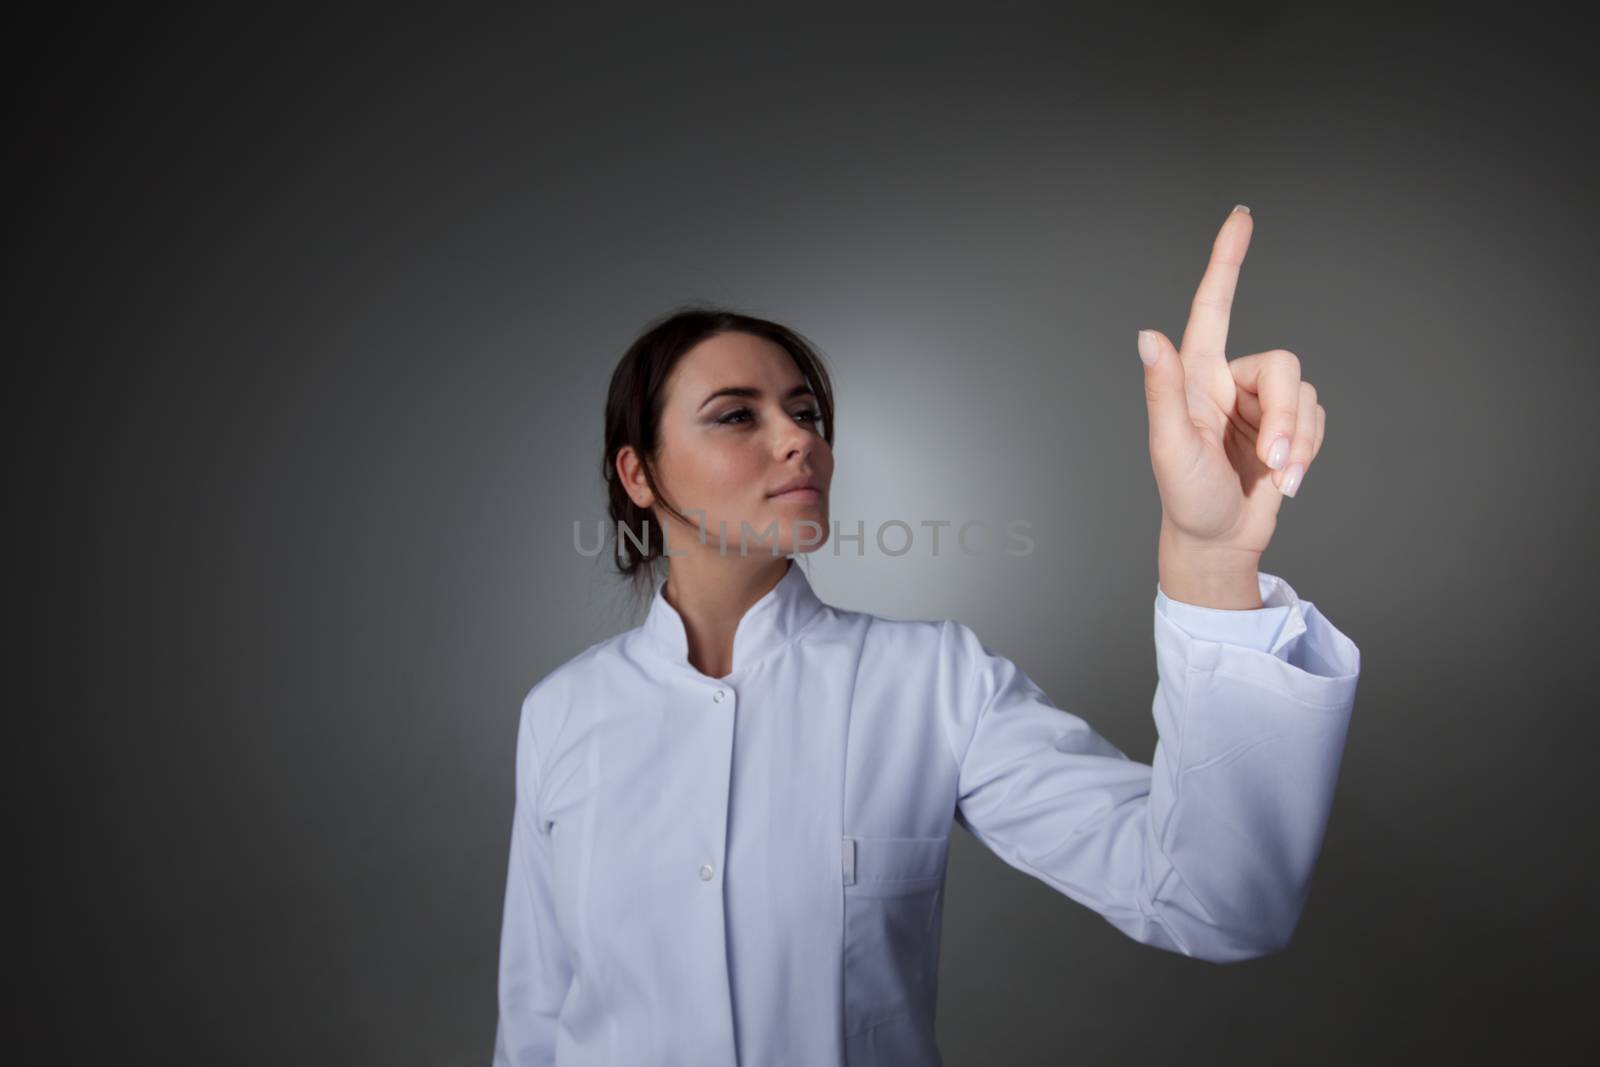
[699,864,715,881]
[712,689,725,703]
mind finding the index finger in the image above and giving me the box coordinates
[1179,205,1254,364]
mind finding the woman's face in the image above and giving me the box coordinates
[635,331,833,558]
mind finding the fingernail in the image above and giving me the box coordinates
[1137,329,1159,366]
[1233,203,1251,214]
[1281,462,1305,497]
[1266,434,1289,470]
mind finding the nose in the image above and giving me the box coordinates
[772,413,815,463]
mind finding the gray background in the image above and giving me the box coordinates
[16,4,1596,1064]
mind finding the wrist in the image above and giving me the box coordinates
[1158,521,1263,609]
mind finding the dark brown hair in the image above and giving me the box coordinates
[602,303,836,600]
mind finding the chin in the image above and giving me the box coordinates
[749,509,830,556]
[786,525,831,555]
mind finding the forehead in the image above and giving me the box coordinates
[666,332,803,399]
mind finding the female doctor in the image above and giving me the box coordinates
[493,205,1361,1067]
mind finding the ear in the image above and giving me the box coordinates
[616,446,656,510]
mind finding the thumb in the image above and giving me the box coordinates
[1137,328,1193,452]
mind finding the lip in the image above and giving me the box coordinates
[768,476,820,498]
[769,487,821,503]
[768,476,819,495]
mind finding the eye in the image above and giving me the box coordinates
[714,406,823,428]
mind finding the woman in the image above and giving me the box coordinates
[493,206,1361,1066]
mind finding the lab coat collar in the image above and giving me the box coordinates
[641,557,826,680]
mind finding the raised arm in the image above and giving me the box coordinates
[947,570,1359,962]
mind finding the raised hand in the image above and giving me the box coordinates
[1137,205,1328,606]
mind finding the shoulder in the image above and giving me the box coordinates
[819,603,1019,767]
[516,629,632,755]
[820,600,991,681]
[838,602,1040,715]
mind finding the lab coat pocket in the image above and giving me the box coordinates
[841,834,948,1035]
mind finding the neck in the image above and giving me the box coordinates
[662,553,792,679]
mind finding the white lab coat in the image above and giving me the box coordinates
[493,557,1361,1066]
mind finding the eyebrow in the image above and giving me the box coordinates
[697,383,816,411]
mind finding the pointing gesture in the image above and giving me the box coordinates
[1137,207,1326,604]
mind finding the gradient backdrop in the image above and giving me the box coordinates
[16,5,1596,1064]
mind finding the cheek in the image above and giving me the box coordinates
[803,441,836,489]
[662,436,766,504]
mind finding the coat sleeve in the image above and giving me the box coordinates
[947,570,1361,963]
[492,693,574,1065]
